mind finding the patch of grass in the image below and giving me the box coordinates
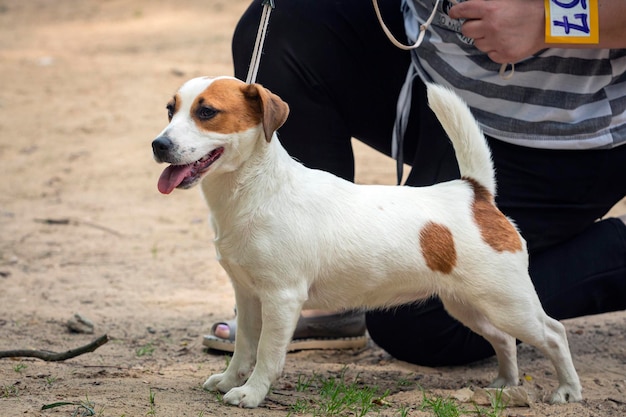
[135,342,155,357]
[471,388,508,417]
[41,395,96,416]
[212,390,224,403]
[398,404,412,417]
[291,398,313,414]
[288,369,512,417]
[288,368,390,417]
[396,377,416,389]
[146,388,156,416]
[318,374,383,416]
[13,363,27,373]
[420,387,508,417]
[421,393,462,417]
[3,384,19,398]
[295,373,316,392]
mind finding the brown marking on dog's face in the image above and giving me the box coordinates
[189,79,289,142]
[166,93,181,121]
[420,221,457,274]
[189,78,260,134]
[240,83,290,142]
[465,177,523,253]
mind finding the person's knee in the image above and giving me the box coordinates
[366,306,496,367]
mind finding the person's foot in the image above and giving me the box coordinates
[212,310,335,339]
[203,310,368,353]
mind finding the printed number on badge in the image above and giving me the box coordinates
[544,0,599,44]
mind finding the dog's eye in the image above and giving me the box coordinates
[197,106,218,120]
[166,104,174,121]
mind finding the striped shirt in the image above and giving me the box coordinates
[402,0,626,149]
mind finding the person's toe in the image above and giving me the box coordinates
[214,324,231,339]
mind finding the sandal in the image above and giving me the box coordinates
[202,311,367,353]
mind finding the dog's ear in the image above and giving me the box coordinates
[241,83,290,142]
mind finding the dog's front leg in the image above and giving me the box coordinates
[221,292,303,408]
[203,288,262,394]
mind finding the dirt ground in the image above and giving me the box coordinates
[1,1,625,416]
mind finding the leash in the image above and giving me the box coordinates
[374,0,514,79]
[372,0,440,50]
[246,0,275,84]
[373,0,440,184]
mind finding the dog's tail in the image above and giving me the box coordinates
[426,83,496,195]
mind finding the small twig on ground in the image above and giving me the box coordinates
[34,217,123,236]
[0,334,109,361]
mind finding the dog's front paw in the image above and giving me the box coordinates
[222,384,267,408]
[550,383,583,404]
[202,372,242,394]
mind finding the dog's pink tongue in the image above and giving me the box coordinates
[157,164,193,194]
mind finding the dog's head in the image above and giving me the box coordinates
[152,76,289,194]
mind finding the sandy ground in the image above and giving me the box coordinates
[1,1,625,416]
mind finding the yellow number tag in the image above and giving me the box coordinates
[545,0,599,44]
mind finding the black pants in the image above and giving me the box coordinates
[233,0,626,366]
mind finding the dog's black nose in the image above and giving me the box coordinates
[152,136,173,161]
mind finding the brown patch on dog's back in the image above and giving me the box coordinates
[420,222,457,274]
[192,78,262,134]
[466,177,522,253]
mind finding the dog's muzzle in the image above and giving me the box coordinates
[152,136,175,163]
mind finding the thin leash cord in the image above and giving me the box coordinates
[372,0,440,50]
[246,0,275,84]
[372,0,513,76]
[499,62,515,79]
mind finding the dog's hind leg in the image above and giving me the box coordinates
[498,312,581,403]
[204,288,262,394]
[533,316,583,404]
[491,304,582,403]
[446,289,582,403]
[440,296,520,387]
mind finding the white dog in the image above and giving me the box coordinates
[151,76,582,408]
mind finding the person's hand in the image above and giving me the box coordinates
[449,0,546,64]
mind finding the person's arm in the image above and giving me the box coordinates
[449,0,626,64]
